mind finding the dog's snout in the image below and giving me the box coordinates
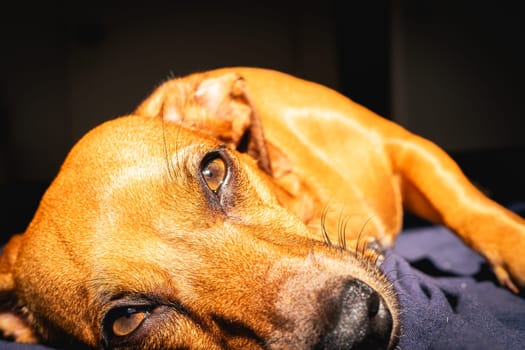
[316,279,393,349]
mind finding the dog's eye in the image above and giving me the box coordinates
[201,156,227,192]
[110,307,150,337]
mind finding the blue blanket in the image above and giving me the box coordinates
[1,224,525,349]
[384,225,525,349]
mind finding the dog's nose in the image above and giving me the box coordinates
[315,279,393,349]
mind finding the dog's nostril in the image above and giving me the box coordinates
[315,279,393,349]
[367,290,380,318]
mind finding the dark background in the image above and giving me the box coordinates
[1,1,524,243]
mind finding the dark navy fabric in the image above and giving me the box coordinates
[0,342,53,349]
[384,225,525,349]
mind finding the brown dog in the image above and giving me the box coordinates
[0,67,523,349]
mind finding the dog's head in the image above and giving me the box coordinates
[0,69,399,349]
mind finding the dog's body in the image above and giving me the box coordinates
[0,67,523,349]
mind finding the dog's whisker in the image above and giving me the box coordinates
[161,117,177,181]
[354,216,374,258]
[336,206,347,249]
[365,248,371,273]
[373,251,383,267]
[360,238,368,260]
[320,204,332,246]
[341,215,350,251]
[166,70,176,80]
[320,207,387,274]
[354,229,363,258]
[173,117,185,178]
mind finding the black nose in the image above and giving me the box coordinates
[315,279,393,349]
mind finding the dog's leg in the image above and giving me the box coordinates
[387,132,525,292]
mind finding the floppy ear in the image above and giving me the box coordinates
[136,72,274,175]
[0,234,38,343]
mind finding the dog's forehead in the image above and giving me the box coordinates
[40,115,275,236]
[26,116,221,237]
[74,115,219,163]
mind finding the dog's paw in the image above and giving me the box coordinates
[471,216,525,294]
[484,238,525,294]
[492,265,519,294]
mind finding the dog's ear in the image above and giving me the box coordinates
[0,235,38,343]
[136,72,274,175]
